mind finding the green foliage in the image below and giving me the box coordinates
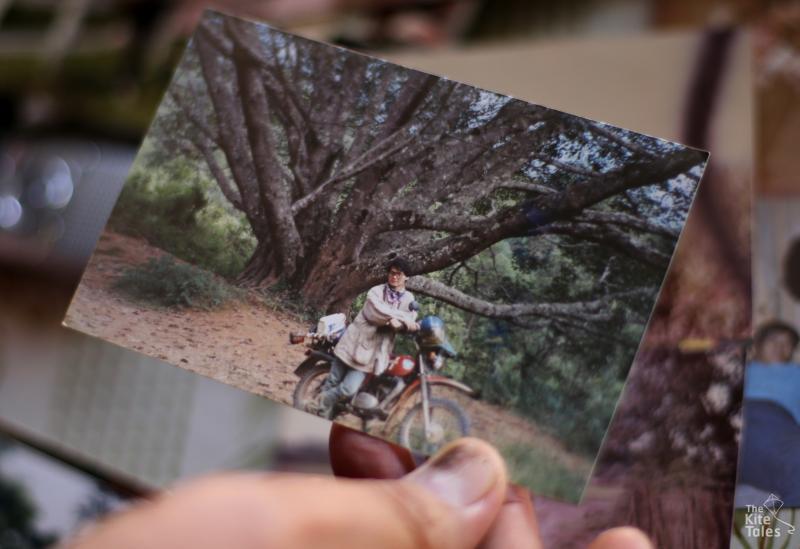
[109,157,256,279]
[408,236,653,456]
[113,256,235,310]
[500,442,587,501]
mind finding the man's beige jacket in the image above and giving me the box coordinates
[334,284,417,374]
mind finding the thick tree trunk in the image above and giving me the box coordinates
[195,27,265,233]
[237,240,276,287]
[232,28,304,279]
[297,255,367,313]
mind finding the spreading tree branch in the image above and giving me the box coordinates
[185,138,243,210]
[535,147,706,216]
[406,276,614,323]
[499,181,556,194]
[291,128,418,214]
[168,88,221,147]
[576,210,679,239]
[582,120,657,158]
[537,221,671,269]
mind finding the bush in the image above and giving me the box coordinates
[114,256,235,309]
[109,166,256,279]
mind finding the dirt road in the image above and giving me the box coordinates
[66,232,312,399]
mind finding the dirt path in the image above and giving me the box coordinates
[66,231,592,479]
[66,232,309,399]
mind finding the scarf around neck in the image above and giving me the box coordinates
[383,284,405,308]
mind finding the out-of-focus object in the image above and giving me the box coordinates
[2,0,788,142]
[0,288,333,487]
[0,425,143,547]
[754,5,800,195]
[755,199,800,326]
[785,237,800,299]
[0,1,179,140]
[0,140,134,275]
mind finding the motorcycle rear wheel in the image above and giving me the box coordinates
[293,362,331,412]
[398,397,470,455]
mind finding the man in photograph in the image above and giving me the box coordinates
[737,320,800,506]
[318,258,419,419]
[750,320,799,365]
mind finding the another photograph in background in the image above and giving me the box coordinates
[732,8,800,548]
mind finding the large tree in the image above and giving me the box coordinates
[151,12,706,316]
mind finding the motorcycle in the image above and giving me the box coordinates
[290,307,474,454]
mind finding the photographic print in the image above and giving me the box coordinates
[64,10,707,501]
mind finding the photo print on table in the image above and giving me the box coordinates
[64,10,707,502]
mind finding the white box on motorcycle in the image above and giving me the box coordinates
[316,313,346,340]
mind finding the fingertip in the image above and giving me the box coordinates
[415,437,509,492]
[329,424,415,479]
[505,484,534,506]
[505,484,537,533]
[479,484,542,549]
[406,437,508,543]
[589,526,653,549]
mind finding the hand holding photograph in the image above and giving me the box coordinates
[64,10,707,502]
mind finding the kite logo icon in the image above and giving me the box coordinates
[744,494,796,538]
[764,495,796,535]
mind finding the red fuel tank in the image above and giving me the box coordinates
[387,355,416,377]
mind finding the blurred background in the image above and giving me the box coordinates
[0,0,797,547]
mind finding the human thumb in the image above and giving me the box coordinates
[399,437,509,547]
[66,438,507,549]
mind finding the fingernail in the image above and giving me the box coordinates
[407,439,502,507]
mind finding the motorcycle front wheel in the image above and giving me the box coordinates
[293,362,331,412]
[398,397,470,455]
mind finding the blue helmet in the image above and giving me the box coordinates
[417,316,456,357]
